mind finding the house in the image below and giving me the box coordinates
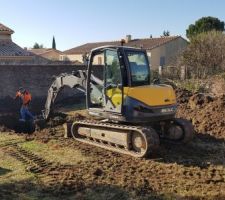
[29,48,63,61]
[0,22,34,63]
[63,35,188,69]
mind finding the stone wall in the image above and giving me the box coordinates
[0,64,88,113]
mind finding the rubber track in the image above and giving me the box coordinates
[71,120,160,158]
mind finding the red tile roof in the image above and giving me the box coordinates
[0,23,14,34]
[64,36,184,54]
[29,48,62,55]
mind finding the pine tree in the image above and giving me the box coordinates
[163,30,170,36]
[52,36,56,49]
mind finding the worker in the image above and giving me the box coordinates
[15,87,34,121]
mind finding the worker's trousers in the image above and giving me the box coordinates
[20,106,34,121]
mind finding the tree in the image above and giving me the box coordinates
[186,16,224,40]
[181,31,225,78]
[162,30,170,36]
[52,36,56,49]
[33,42,43,49]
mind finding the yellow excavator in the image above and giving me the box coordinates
[43,46,193,158]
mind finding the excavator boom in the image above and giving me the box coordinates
[43,70,103,119]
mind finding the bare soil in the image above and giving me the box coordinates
[0,90,225,200]
[176,88,225,139]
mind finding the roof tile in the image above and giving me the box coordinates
[64,36,183,54]
[0,40,32,56]
[29,48,62,55]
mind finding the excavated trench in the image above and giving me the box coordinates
[0,113,19,131]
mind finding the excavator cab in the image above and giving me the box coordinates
[87,46,176,123]
[87,47,124,114]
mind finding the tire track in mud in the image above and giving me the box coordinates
[0,141,88,194]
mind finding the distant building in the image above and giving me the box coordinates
[29,48,63,61]
[63,35,188,69]
[0,23,34,63]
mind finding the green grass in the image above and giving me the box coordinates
[175,79,207,93]
[0,151,35,183]
[20,139,91,165]
[0,132,91,200]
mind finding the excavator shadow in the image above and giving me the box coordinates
[156,132,225,168]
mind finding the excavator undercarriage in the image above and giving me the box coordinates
[70,119,193,158]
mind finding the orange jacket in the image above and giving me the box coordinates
[16,91,32,105]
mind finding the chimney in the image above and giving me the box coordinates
[125,35,132,43]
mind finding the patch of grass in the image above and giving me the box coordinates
[0,151,35,184]
[0,133,92,200]
[0,132,23,144]
[20,140,91,165]
[175,79,207,93]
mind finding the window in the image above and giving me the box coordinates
[105,50,122,86]
[90,52,104,106]
[126,51,150,86]
[104,50,122,112]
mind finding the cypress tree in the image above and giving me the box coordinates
[52,36,56,49]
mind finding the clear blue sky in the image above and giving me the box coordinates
[1,0,225,51]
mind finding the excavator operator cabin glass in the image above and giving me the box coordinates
[104,50,122,113]
[90,51,104,107]
[126,51,150,86]
[105,50,122,86]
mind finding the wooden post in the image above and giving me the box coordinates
[180,66,186,80]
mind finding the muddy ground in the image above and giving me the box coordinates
[0,90,225,200]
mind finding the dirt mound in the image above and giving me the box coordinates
[176,88,193,104]
[188,93,214,109]
[207,76,225,97]
[176,89,225,139]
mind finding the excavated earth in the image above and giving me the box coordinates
[0,89,225,199]
[176,88,225,139]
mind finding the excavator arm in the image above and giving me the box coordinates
[43,70,103,119]
[42,70,87,119]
